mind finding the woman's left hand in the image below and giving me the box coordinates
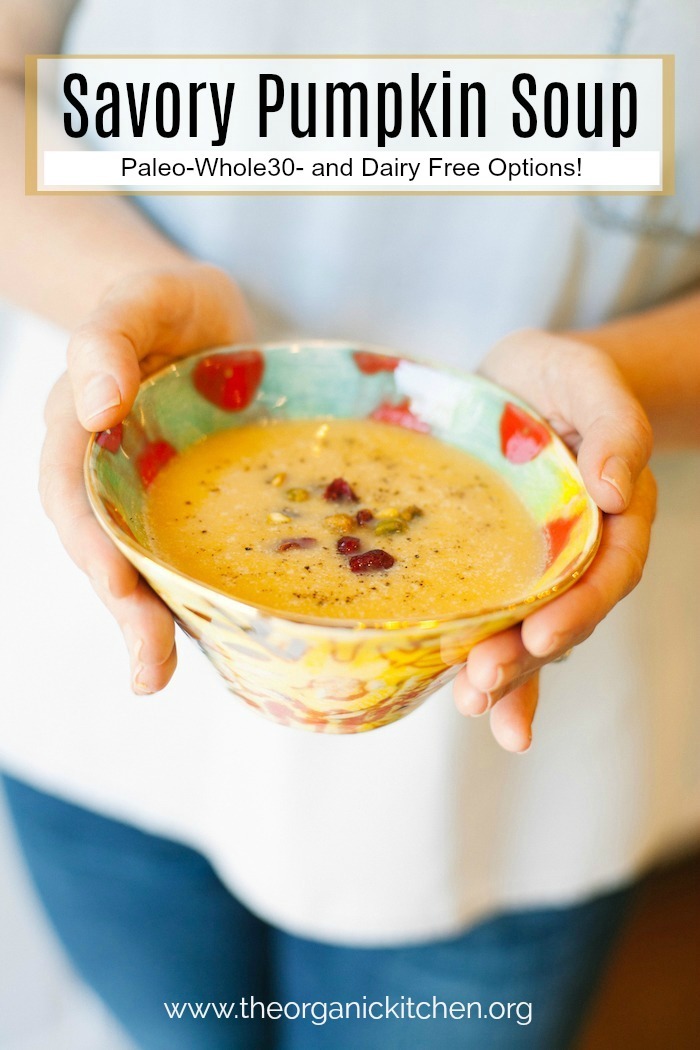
[453,329,657,752]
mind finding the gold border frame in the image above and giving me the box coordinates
[25,54,674,197]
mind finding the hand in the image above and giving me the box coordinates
[453,329,657,752]
[40,263,254,694]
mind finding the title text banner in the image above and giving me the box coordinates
[27,55,672,194]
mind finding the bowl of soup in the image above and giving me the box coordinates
[84,342,601,733]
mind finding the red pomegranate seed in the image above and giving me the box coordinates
[356,508,374,526]
[277,537,318,552]
[349,548,395,573]
[96,423,123,453]
[137,440,177,487]
[337,536,361,555]
[323,477,359,502]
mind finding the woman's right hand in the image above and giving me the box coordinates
[39,263,254,694]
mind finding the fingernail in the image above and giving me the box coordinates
[601,456,632,505]
[122,625,143,664]
[477,660,520,694]
[123,626,151,694]
[458,682,490,716]
[533,632,562,659]
[82,374,121,424]
[132,667,156,696]
[474,663,504,692]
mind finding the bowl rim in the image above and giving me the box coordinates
[84,340,603,634]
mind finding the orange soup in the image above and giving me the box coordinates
[145,419,545,620]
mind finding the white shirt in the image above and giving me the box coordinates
[1,0,699,944]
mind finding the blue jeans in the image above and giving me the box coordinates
[2,773,631,1050]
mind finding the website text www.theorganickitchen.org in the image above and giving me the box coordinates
[164,995,533,1026]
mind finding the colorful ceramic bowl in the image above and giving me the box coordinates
[84,342,601,733]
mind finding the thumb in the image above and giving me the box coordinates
[67,264,254,432]
[566,348,654,514]
[68,320,142,432]
[480,330,653,513]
